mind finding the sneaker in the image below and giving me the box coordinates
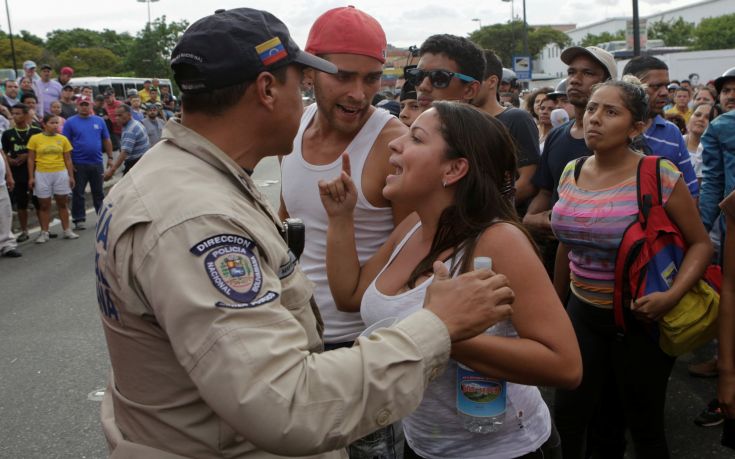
[74,222,86,230]
[688,358,718,378]
[35,231,49,244]
[16,231,29,242]
[694,399,724,427]
[1,249,22,258]
[63,229,80,239]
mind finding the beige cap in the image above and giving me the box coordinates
[561,46,617,80]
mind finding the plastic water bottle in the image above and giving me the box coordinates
[456,256,507,434]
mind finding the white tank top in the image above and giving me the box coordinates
[361,222,551,459]
[281,104,395,343]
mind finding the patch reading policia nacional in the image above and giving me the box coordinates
[191,234,279,309]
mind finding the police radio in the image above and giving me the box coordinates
[283,218,305,260]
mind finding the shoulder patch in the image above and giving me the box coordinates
[191,234,277,307]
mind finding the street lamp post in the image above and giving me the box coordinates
[472,18,483,30]
[136,0,160,26]
[501,0,516,56]
[632,0,641,56]
[522,0,529,57]
[4,0,17,76]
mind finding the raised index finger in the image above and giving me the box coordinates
[341,152,352,177]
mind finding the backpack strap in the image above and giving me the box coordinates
[637,156,664,226]
[573,156,589,182]
[613,156,664,331]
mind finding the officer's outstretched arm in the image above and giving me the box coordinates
[137,216,450,456]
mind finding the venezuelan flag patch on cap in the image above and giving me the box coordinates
[256,37,288,66]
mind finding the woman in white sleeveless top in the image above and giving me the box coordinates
[319,102,581,459]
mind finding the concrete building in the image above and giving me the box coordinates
[533,0,735,82]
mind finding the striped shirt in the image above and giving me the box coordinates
[551,158,681,307]
[644,115,698,197]
[120,119,150,160]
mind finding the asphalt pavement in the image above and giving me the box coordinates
[1,156,732,458]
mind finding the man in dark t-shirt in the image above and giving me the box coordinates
[474,50,540,207]
[524,46,616,234]
[2,103,42,241]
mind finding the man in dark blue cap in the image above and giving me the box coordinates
[95,8,516,458]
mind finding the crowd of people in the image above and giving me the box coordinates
[0,63,173,256]
[1,5,733,459]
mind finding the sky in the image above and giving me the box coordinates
[6,0,703,49]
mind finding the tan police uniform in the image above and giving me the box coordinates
[95,119,451,459]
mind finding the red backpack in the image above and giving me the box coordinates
[611,156,721,354]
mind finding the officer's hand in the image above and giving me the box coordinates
[318,153,357,217]
[424,261,514,342]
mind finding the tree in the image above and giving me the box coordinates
[19,30,43,47]
[0,38,43,69]
[57,47,122,76]
[470,21,570,68]
[579,30,625,47]
[125,16,188,80]
[648,17,695,47]
[693,14,735,50]
[45,28,134,61]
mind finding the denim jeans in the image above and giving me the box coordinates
[72,162,105,223]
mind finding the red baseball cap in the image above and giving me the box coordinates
[306,6,386,64]
[60,66,74,76]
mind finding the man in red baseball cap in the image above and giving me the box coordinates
[280,7,410,455]
[57,66,73,86]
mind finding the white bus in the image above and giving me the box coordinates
[68,76,174,99]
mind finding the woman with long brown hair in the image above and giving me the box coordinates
[320,101,581,458]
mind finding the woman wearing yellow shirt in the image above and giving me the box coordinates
[27,114,78,243]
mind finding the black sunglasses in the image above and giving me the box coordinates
[405,67,477,89]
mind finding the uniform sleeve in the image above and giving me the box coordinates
[507,111,540,168]
[135,216,450,456]
[659,159,683,206]
[699,122,724,231]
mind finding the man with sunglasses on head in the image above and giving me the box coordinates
[473,50,540,207]
[408,34,484,110]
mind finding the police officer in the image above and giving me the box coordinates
[95,8,515,458]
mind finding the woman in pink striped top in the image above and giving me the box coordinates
[550,78,712,458]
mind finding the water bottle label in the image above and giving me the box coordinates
[456,366,506,417]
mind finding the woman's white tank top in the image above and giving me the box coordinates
[361,222,551,459]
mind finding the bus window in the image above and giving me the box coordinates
[112,83,124,98]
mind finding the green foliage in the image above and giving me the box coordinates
[648,17,695,46]
[57,47,122,76]
[19,30,43,47]
[45,28,134,60]
[125,16,188,81]
[693,14,735,50]
[579,30,625,47]
[470,21,570,67]
[0,38,43,69]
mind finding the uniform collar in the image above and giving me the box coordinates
[161,118,283,231]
